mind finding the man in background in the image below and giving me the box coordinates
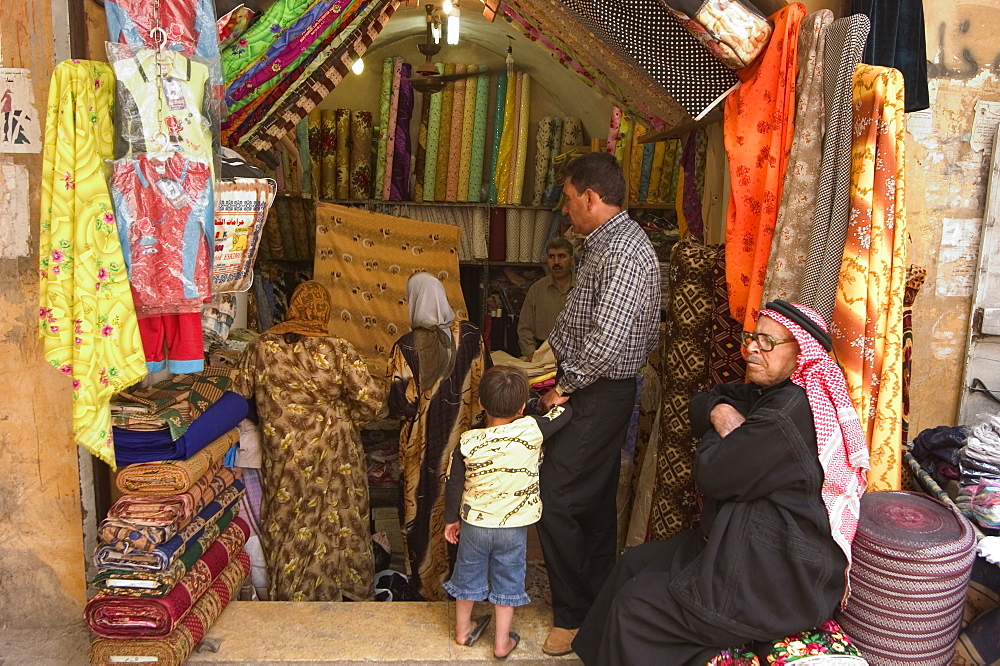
[517,237,575,359]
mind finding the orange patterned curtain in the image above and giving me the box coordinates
[724,3,806,331]
[830,64,907,491]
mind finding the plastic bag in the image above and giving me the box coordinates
[107,41,220,175]
[971,479,1000,529]
[111,152,214,316]
[665,0,772,70]
[105,0,224,97]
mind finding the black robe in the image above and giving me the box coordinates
[573,379,847,665]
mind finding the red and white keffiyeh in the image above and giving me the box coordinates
[759,304,869,606]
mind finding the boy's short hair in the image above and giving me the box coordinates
[479,365,530,418]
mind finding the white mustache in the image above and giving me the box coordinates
[746,354,764,365]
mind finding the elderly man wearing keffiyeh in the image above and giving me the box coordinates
[573,300,869,665]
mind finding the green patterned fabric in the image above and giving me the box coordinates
[422,64,444,202]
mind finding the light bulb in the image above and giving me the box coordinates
[447,8,460,45]
[431,23,441,44]
[351,57,364,75]
[442,0,453,14]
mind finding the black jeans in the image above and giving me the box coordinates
[537,376,637,628]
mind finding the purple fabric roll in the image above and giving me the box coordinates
[390,63,413,201]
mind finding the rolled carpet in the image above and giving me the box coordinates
[100,467,237,550]
[115,430,238,496]
[89,551,250,666]
[91,509,237,597]
[95,483,244,573]
[87,516,250,638]
[112,391,248,465]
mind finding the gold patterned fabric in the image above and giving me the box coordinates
[39,60,147,468]
[312,202,467,378]
[236,329,384,601]
[265,281,332,337]
[830,64,907,491]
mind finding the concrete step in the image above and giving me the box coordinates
[186,600,583,665]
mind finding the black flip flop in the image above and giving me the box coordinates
[495,632,520,659]
[464,615,492,647]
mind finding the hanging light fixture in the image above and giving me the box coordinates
[446,2,460,45]
[351,57,365,75]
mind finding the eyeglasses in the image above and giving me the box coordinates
[741,330,796,352]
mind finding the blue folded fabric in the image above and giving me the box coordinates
[113,391,249,465]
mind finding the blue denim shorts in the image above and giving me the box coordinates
[443,521,530,607]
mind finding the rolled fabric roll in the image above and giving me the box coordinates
[662,138,681,205]
[468,66,491,203]
[382,56,403,200]
[375,56,393,196]
[545,116,564,200]
[446,65,467,202]
[414,87,431,202]
[488,72,508,204]
[639,141,655,203]
[561,117,583,152]
[533,117,554,206]
[505,207,520,261]
[458,66,478,202]
[321,109,337,200]
[458,206,473,260]
[494,73,517,205]
[307,109,323,198]
[489,206,506,261]
[606,106,622,154]
[532,210,552,262]
[511,73,531,206]
[349,111,373,200]
[472,206,489,259]
[435,64,455,202]
[423,63,444,202]
[614,114,631,165]
[390,62,413,201]
[335,108,351,200]
[648,141,667,203]
[296,118,312,197]
[505,73,522,205]
[628,123,646,205]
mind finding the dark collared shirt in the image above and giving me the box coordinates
[548,211,660,392]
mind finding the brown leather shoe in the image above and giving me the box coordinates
[542,627,578,657]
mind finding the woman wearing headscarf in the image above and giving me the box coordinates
[236,281,385,602]
[386,272,490,601]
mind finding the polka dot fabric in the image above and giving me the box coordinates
[560,0,739,119]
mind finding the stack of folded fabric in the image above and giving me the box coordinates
[960,413,1000,488]
[110,368,245,466]
[87,437,249,665]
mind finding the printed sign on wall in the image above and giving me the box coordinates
[0,69,40,153]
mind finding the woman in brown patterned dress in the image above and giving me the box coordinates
[237,281,384,601]
[386,272,489,601]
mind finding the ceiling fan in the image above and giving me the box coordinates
[407,3,504,94]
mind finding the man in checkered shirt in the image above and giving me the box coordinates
[536,151,661,656]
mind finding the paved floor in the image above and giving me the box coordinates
[186,600,580,665]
